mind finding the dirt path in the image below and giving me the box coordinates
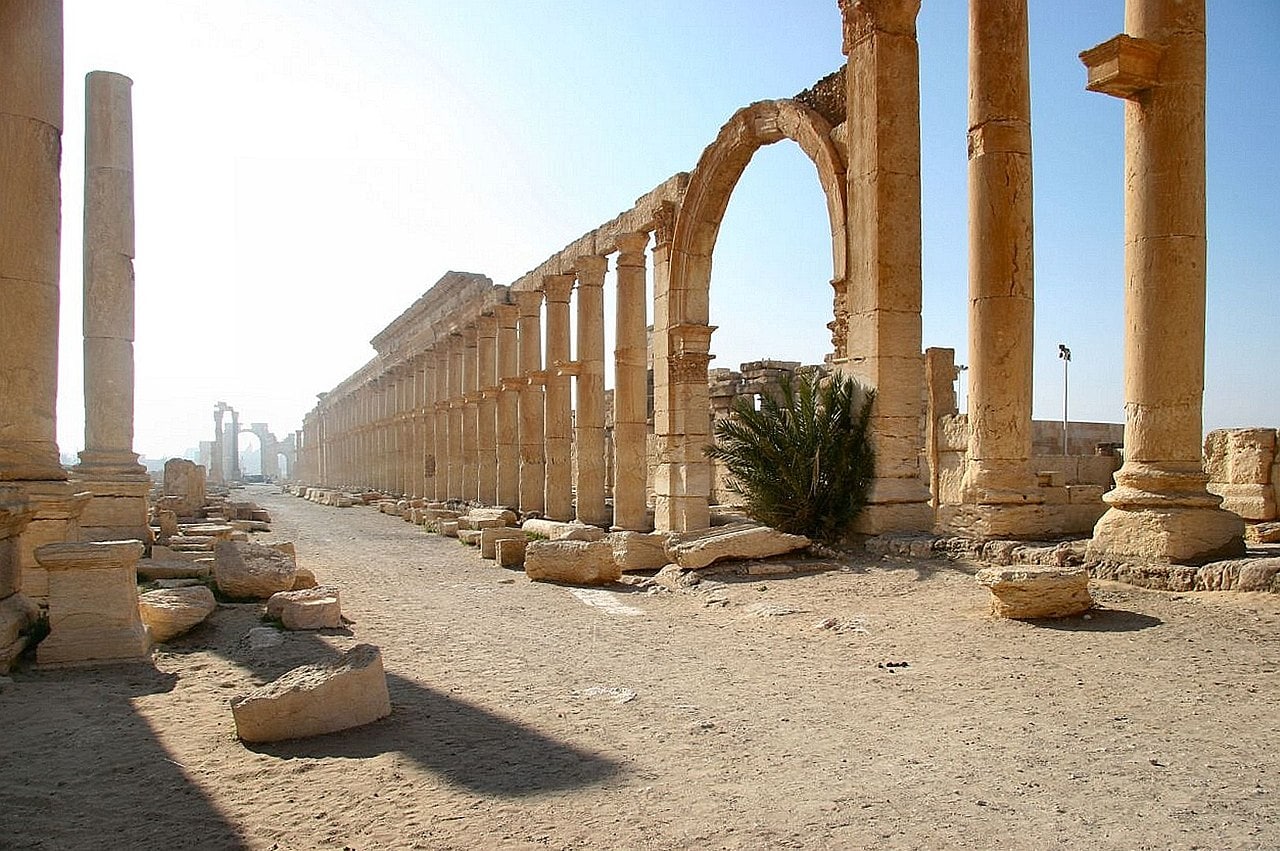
[3,484,1279,849]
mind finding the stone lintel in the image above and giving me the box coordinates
[1079,34,1166,100]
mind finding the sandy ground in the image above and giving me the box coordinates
[3,484,1279,850]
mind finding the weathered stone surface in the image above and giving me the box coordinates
[1246,522,1280,544]
[480,526,526,559]
[653,563,700,591]
[231,519,272,533]
[291,566,318,590]
[35,541,152,665]
[230,643,391,743]
[1204,428,1277,485]
[438,520,460,538]
[608,530,674,572]
[524,540,620,585]
[976,565,1093,619]
[458,529,482,546]
[162,458,206,516]
[1088,505,1246,565]
[666,522,810,570]
[1207,483,1276,522]
[0,593,40,674]
[460,508,517,530]
[495,537,527,568]
[136,559,211,581]
[138,586,217,642]
[1193,558,1280,593]
[267,586,342,630]
[522,518,606,541]
[214,541,297,600]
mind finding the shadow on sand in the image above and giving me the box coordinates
[0,662,250,850]
[1025,607,1163,633]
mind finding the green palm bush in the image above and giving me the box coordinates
[705,370,875,544]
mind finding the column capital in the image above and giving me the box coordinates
[476,313,498,338]
[615,231,650,264]
[573,254,608,284]
[494,302,519,328]
[838,0,921,55]
[513,289,544,316]
[461,322,478,344]
[542,274,575,304]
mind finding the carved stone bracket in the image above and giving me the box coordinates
[1080,34,1166,100]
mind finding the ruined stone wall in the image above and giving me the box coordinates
[1205,428,1278,521]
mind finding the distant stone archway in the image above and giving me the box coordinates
[653,98,847,531]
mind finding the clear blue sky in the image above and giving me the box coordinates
[55,0,1280,461]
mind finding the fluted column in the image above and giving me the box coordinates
[515,290,546,514]
[477,314,499,505]
[1083,0,1243,563]
[946,0,1044,538]
[840,0,932,533]
[613,233,651,531]
[543,275,575,521]
[494,303,521,508]
[572,255,609,526]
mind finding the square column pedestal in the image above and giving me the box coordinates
[74,479,153,547]
[35,540,151,666]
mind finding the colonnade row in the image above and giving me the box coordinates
[298,0,1242,563]
[298,230,655,531]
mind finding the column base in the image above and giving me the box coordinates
[34,540,152,666]
[74,450,148,481]
[938,502,1102,540]
[14,481,92,603]
[1088,504,1245,565]
[851,476,934,535]
[72,479,153,547]
[654,496,711,533]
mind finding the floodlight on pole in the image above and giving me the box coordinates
[1058,344,1071,455]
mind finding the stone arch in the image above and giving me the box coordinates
[652,98,846,532]
[668,98,846,328]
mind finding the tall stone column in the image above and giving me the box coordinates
[477,314,499,506]
[945,0,1044,538]
[211,404,226,484]
[495,304,521,508]
[0,0,65,485]
[433,344,450,501]
[1082,0,1243,563]
[461,324,479,502]
[574,255,609,526]
[228,408,242,482]
[421,353,437,500]
[73,71,151,543]
[613,233,651,531]
[447,332,465,501]
[840,0,933,533]
[410,355,426,498]
[543,275,575,521]
[515,290,546,514]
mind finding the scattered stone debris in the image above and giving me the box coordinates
[138,586,217,642]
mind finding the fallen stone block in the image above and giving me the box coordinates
[608,530,673,572]
[267,586,343,630]
[438,520,460,537]
[231,519,272,533]
[230,643,391,743]
[214,541,297,600]
[460,508,518,530]
[480,527,527,559]
[976,565,1092,619]
[495,537,527,568]
[136,559,212,581]
[1246,522,1280,544]
[525,540,620,585]
[458,529,482,546]
[666,522,810,570]
[1193,557,1280,592]
[291,566,318,590]
[138,586,217,642]
[522,518,606,541]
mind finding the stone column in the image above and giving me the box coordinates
[477,314,499,506]
[943,0,1044,538]
[1082,0,1243,563]
[495,304,521,509]
[447,332,465,501]
[574,255,609,526]
[433,343,451,501]
[228,408,242,483]
[0,0,65,485]
[421,353,437,500]
[613,233,651,531]
[461,324,479,502]
[840,0,933,533]
[515,290,546,514]
[543,275,575,521]
[72,72,151,543]
[211,404,226,484]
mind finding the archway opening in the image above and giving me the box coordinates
[238,431,262,479]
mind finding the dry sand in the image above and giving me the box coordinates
[3,484,1279,850]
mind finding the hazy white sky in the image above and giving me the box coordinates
[54,0,1280,462]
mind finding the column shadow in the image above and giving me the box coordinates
[0,663,249,850]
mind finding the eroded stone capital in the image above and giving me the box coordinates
[839,0,920,54]
[541,274,575,304]
[615,231,651,264]
[573,254,607,284]
[512,289,544,316]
